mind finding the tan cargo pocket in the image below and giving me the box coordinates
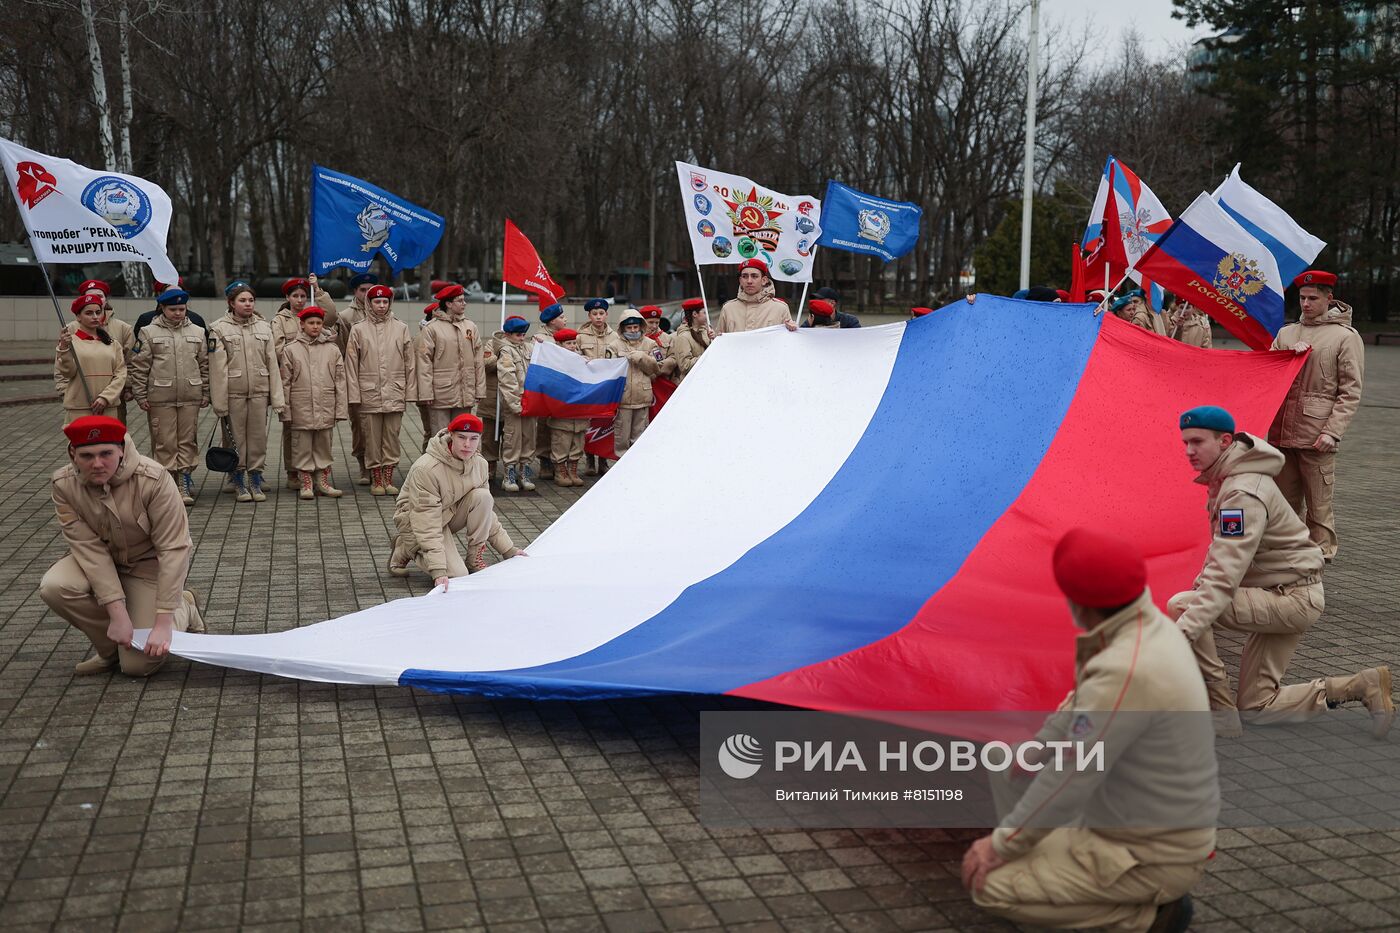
[1069,832,1140,887]
[1319,460,1335,485]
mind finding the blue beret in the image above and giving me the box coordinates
[503,315,529,334]
[350,273,378,288]
[584,298,609,312]
[539,303,563,323]
[224,280,249,297]
[1011,289,1030,300]
[1110,288,1145,312]
[1180,406,1235,433]
[156,288,189,305]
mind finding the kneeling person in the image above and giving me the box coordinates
[388,413,524,587]
[41,416,206,677]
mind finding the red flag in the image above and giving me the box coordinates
[504,218,566,307]
[1068,241,1086,302]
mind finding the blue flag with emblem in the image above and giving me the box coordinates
[309,165,444,275]
[814,180,922,262]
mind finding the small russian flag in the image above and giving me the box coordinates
[521,341,628,419]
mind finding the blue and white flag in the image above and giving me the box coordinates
[1210,165,1325,287]
[815,180,922,262]
[309,165,444,275]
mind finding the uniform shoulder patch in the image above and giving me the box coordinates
[1070,714,1094,737]
[1219,508,1245,537]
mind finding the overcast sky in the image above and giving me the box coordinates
[1043,0,1214,58]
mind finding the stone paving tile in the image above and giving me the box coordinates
[0,345,1397,931]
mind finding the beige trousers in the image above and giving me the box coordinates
[392,487,496,578]
[40,554,192,677]
[1277,447,1337,559]
[1169,580,1329,717]
[424,406,474,436]
[281,426,296,477]
[973,827,1206,933]
[226,395,270,472]
[613,407,649,457]
[348,404,365,466]
[501,412,537,465]
[146,405,200,471]
[550,423,587,462]
[362,412,404,469]
[290,429,334,472]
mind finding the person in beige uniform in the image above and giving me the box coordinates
[1109,289,1165,335]
[1170,405,1392,738]
[1168,299,1212,348]
[73,279,135,422]
[665,299,712,385]
[279,306,349,500]
[533,302,569,343]
[640,305,672,353]
[387,413,524,585]
[494,315,538,493]
[963,528,1216,933]
[716,259,798,334]
[575,298,615,360]
[418,283,488,435]
[129,288,209,506]
[606,309,660,459]
[335,272,377,483]
[271,276,337,488]
[55,294,127,425]
[1268,270,1364,561]
[346,285,417,496]
[543,329,590,487]
[41,416,206,677]
[209,284,285,502]
[528,303,571,479]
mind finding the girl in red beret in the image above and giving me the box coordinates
[55,294,127,425]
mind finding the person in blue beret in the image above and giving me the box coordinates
[132,287,206,345]
[495,315,538,492]
[1110,288,1163,335]
[1170,405,1393,739]
[535,303,569,343]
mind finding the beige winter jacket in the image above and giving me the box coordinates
[1268,302,1364,447]
[418,310,487,409]
[605,334,660,409]
[665,325,711,383]
[334,297,365,356]
[1170,305,1212,349]
[1115,301,1162,335]
[716,285,791,334]
[393,433,516,578]
[55,332,126,412]
[575,322,616,360]
[495,338,533,416]
[279,333,349,430]
[346,311,417,413]
[64,313,134,358]
[130,315,209,408]
[209,313,285,414]
[51,435,193,613]
[483,332,507,406]
[992,590,1218,866]
[1175,433,1324,641]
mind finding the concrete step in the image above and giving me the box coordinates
[0,365,52,382]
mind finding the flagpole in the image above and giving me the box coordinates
[39,259,95,408]
[1096,272,1132,316]
[495,247,507,443]
[1018,0,1040,291]
[694,263,711,329]
[794,282,809,325]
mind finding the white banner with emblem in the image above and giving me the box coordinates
[675,160,822,283]
[0,137,179,284]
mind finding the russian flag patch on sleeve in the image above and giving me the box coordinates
[1220,508,1245,537]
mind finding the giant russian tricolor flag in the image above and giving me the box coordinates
[156,298,1304,723]
[520,341,627,419]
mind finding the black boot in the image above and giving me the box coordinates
[1147,894,1192,933]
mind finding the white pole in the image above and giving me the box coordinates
[1018,0,1040,291]
[795,282,809,326]
[496,276,507,442]
[695,263,711,330]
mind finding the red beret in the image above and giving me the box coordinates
[434,284,465,301]
[1294,269,1337,288]
[153,277,185,292]
[681,298,706,311]
[79,279,110,296]
[553,328,579,343]
[281,277,309,296]
[1052,528,1147,609]
[71,294,104,314]
[367,285,394,301]
[910,307,934,317]
[738,258,769,275]
[64,415,126,448]
[447,413,484,434]
[1055,289,1071,302]
[430,279,451,295]
[423,304,437,318]
[297,307,325,320]
[809,299,835,317]
[640,305,662,319]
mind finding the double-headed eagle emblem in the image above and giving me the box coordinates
[1213,253,1266,302]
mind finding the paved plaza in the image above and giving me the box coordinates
[1,343,1398,932]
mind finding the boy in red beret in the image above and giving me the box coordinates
[545,329,589,486]
[41,416,206,677]
[716,259,798,334]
